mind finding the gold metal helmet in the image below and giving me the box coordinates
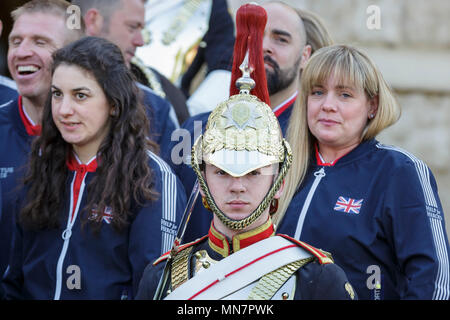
[191,3,292,231]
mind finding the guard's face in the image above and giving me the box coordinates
[51,64,113,162]
[102,0,145,67]
[8,13,67,101]
[202,163,278,222]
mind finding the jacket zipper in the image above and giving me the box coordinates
[294,167,326,239]
[54,170,87,300]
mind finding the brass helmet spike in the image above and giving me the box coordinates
[235,50,255,94]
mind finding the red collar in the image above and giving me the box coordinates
[273,92,297,118]
[18,96,41,136]
[208,218,275,258]
[314,143,348,166]
[66,152,98,173]
[66,152,97,223]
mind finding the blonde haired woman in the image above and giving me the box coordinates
[275,44,449,300]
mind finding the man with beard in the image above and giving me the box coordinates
[167,2,333,243]
[262,1,332,132]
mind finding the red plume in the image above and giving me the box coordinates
[229,3,270,106]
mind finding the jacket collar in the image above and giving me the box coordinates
[273,91,297,118]
[66,151,98,173]
[18,96,41,136]
[208,218,275,258]
[314,139,378,167]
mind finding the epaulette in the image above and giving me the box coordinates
[152,235,208,266]
[278,234,334,265]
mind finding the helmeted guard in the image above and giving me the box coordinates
[136,3,356,301]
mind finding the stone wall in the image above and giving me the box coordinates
[228,0,450,236]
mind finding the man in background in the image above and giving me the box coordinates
[72,0,179,160]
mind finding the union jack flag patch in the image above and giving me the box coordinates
[90,206,113,224]
[101,206,113,224]
[334,196,363,214]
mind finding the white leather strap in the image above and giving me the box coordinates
[165,236,311,300]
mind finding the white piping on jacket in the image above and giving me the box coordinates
[147,150,178,254]
[294,167,326,239]
[376,143,449,300]
[53,172,86,300]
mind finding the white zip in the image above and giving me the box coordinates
[54,173,86,300]
[294,167,326,239]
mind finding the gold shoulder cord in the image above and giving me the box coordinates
[170,246,193,290]
[247,257,314,300]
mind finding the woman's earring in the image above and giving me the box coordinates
[111,108,118,117]
[369,113,375,119]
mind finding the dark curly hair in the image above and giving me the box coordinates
[20,36,158,232]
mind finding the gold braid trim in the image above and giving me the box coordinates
[191,138,293,230]
[247,257,314,300]
[170,246,193,290]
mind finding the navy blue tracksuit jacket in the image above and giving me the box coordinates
[277,139,450,300]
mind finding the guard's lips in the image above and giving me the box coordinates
[227,200,250,205]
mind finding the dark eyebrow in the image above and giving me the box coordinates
[50,85,91,92]
[271,28,292,39]
[72,87,91,92]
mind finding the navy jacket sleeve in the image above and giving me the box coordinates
[296,261,357,300]
[0,77,18,107]
[164,113,212,243]
[135,260,165,300]
[384,157,449,299]
[2,221,24,300]
[128,152,186,297]
[138,85,178,164]
[167,112,210,195]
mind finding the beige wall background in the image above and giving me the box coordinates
[228,0,450,238]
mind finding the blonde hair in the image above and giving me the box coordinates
[296,8,333,54]
[274,44,401,226]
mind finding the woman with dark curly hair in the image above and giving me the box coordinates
[2,36,186,300]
